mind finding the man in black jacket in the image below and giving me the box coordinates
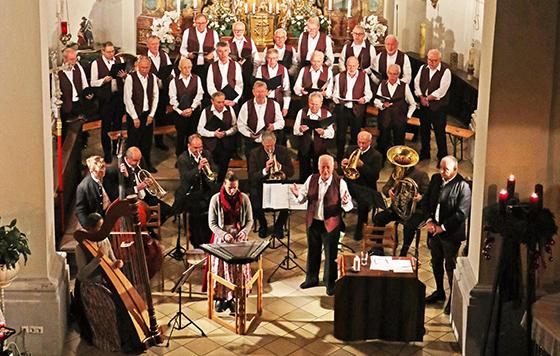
[174,134,218,247]
[424,155,471,314]
[248,131,295,238]
[340,131,382,240]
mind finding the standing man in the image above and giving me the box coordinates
[375,35,412,84]
[338,25,377,76]
[228,21,260,100]
[297,17,334,67]
[90,41,127,163]
[414,49,452,163]
[75,156,114,228]
[374,64,417,162]
[198,91,238,183]
[248,131,294,238]
[263,29,298,78]
[207,42,244,111]
[332,56,372,163]
[340,131,382,240]
[255,48,291,118]
[123,56,159,173]
[294,51,333,99]
[290,155,353,296]
[237,81,284,155]
[424,156,471,314]
[169,57,204,158]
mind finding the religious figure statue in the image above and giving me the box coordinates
[77,17,94,49]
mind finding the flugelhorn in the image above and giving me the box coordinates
[343,148,362,180]
[267,149,286,181]
[138,169,167,199]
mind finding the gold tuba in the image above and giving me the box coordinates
[267,150,286,181]
[138,169,167,199]
[387,145,420,221]
[343,148,362,180]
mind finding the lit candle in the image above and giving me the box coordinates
[245,3,248,13]
[252,2,256,13]
[535,184,544,209]
[499,189,508,215]
[347,0,352,17]
[194,0,198,9]
[529,192,539,211]
[328,0,333,11]
[269,2,272,13]
[506,174,515,199]
[276,3,279,13]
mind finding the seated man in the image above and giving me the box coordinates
[340,131,382,240]
[197,91,238,183]
[174,134,219,247]
[237,81,284,156]
[372,148,429,256]
[248,131,294,238]
[293,92,335,182]
[207,41,244,112]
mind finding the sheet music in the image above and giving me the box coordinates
[369,256,413,273]
[262,183,307,210]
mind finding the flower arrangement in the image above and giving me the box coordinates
[0,218,31,270]
[208,13,237,36]
[289,15,306,36]
[150,10,180,52]
[360,15,388,45]
[318,15,331,32]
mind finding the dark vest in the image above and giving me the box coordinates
[246,99,276,133]
[186,27,216,55]
[300,32,327,64]
[300,107,330,155]
[261,64,286,107]
[267,44,295,71]
[148,50,171,74]
[95,57,124,99]
[130,71,154,116]
[58,66,84,114]
[306,173,342,233]
[343,40,372,70]
[378,50,405,81]
[211,60,236,91]
[338,70,367,118]
[419,63,450,112]
[229,36,252,61]
[302,65,329,90]
[174,74,199,107]
[378,80,408,128]
[202,107,234,152]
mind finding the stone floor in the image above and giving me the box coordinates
[62,132,472,355]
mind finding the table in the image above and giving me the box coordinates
[334,255,426,342]
[532,292,560,355]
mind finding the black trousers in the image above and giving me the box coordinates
[347,182,375,232]
[427,234,461,292]
[153,90,173,147]
[173,109,201,157]
[243,137,261,158]
[189,212,212,248]
[211,141,234,184]
[251,188,289,231]
[419,107,448,161]
[126,112,154,167]
[298,141,326,183]
[373,209,426,256]
[306,219,339,290]
[378,119,406,163]
[336,106,364,163]
[192,63,211,108]
[99,92,124,163]
[61,101,83,140]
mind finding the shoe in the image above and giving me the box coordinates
[326,286,335,296]
[258,226,268,238]
[425,290,446,304]
[155,143,169,151]
[215,300,225,312]
[444,300,451,315]
[228,300,236,314]
[146,166,158,173]
[271,228,284,239]
[299,280,319,289]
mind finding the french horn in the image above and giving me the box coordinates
[387,145,420,221]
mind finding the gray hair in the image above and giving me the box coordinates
[261,131,277,143]
[308,91,324,103]
[387,63,401,75]
[440,155,458,169]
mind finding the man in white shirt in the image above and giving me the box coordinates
[332,56,373,163]
[123,56,159,172]
[297,17,334,67]
[237,81,284,155]
[228,21,260,99]
[262,29,298,77]
[290,154,353,296]
[374,35,412,84]
[169,57,204,157]
[374,63,417,161]
[255,48,291,117]
[90,41,127,163]
[338,25,377,76]
[414,49,452,163]
[207,42,244,111]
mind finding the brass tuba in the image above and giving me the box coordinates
[267,150,286,181]
[387,145,420,221]
[138,169,167,199]
[343,148,362,180]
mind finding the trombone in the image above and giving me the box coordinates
[138,169,167,199]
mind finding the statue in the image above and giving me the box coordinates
[77,17,94,49]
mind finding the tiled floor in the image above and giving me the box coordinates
[64,134,470,355]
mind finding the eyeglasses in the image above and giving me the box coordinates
[352,32,365,36]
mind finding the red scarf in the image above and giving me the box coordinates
[219,185,242,218]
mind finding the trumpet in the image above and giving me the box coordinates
[138,169,167,199]
[267,149,286,181]
[343,148,362,180]
[198,153,217,182]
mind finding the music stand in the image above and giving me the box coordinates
[166,259,206,346]
[165,212,187,261]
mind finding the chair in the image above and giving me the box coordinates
[362,224,397,256]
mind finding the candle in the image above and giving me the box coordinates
[347,0,352,17]
[252,2,256,13]
[269,2,272,12]
[529,193,539,211]
[506,174,515,199]
[177,0,181,12]
[328,0,333,11]
[245,3,248,13]
[194,0,198,9]
[499,189,508,215]
[61,21,68,35]
[535,184,543,209]
[276,3,279,13]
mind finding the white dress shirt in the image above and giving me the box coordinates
[90,56,119,92]
[197,105,238,138]
[237,99,284,142]
[123,72,159,120]
[297,32,335,65]
[292,109,335,139]
[206,59,244,103]
[295,174,354,219]
[179,27,220,66]
[62,63,89,102]
[293,66,334,96]
[413,63,452,100]
[260,44,299,69]
[168,74,204,114]
[375,51,413,84]
[332,71,373,108]
[255,64,291,110]
[374,79,417,118]
[232,36,260,66]
[338,41,377,74]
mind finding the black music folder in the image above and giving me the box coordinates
[302,115,335,129]
[374,94,401,104]
[221,84,239,101]
[264,75,283,90]
[108,62,127,77]
[306,87,323,94]
[204,115,225,131]
[370,68,383,80]
[178,94,193,110]
[157,64,174,80]
[81,86,98,99]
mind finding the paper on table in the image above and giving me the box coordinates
[370,256,392,271]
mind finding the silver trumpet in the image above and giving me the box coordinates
[138,169,167,199]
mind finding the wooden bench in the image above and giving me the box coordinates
[106,125,177,141]
[406,117,474,160]
[82,115,127,132]
[366,106,380,117]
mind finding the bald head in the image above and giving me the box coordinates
[357,131,372,150]
[440,155,458,181]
